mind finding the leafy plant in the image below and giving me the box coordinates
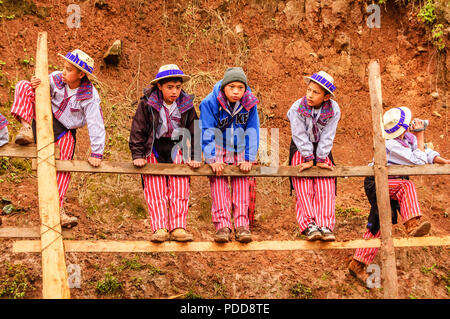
[95,273,123,295]
[420,263,437,275]
[0,263,35,299]
[417,0,436,25]
[290,282,313,299]
[184,288,203,299]
[431,23,445,51]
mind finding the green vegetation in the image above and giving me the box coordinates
[420,263,437,275]
[184,288,203,299]
[290,282,313,299]
[431,23,445,51]
[336,205,362,218]
[95,273,123,295]
[0,263,35,299]
[417,0,436,25]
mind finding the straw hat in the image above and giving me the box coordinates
[383,107,412,139]
[303,71,336,96]
[58,49,96,79]
[150,64,191,86]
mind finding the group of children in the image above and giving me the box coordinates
[0,48,448,286]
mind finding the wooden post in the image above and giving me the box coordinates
[368,60,399,299]
[35,32,70,299]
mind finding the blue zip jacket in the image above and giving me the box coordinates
[199,80,260,163]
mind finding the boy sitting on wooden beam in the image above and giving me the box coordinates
[10,49,105,228]
[349,106,450,285]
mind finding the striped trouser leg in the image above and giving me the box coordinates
[210,176,232,230]
[388,179,422,222]
[353,229,380,265]
[353,179,422,264]
[11,80,36,123]
[230,176,250,229]
[55,131,75,207]
[167,150,190,231]
[313,157,336,230]
[142,154,169,232]
[291,151,315,232]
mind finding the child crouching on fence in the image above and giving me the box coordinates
[129,64,201,243]
[0,113,8,147]
[348,106,450,285]
[10,49,105,228]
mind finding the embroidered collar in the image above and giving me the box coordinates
[297,96,334,121]
[217,88,259,112]
[146,87,194,114]
[394,132,415,148]
[52,72,93,101]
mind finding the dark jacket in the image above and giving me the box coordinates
[364,175,410,235]
[129,87,199,163]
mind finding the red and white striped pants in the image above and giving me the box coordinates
[291,151,336,232]
[11,80,75,208]
[142,152,190,232]
[209,146,249,231]
[353,179,422,265]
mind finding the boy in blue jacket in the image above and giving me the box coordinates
[199,67,260,243]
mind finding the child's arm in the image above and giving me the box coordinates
[84,93,105,167]
[316,102,341,169]
[386,137,427,165]
[432,156,450,164]
[409,119,425,151]
[199,96,219,164]
[185,107,201,168]
[287,102,315,164]
[241,104,260,170]
[129,99,151,166]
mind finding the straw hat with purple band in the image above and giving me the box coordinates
[382,106,412,139]
[150,64,191,86]
[57,49,96,79]
[303,71,336,96]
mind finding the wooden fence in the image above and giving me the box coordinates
[0,32,448,299]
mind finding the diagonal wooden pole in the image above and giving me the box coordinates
[368,60,399,299]
[35,32,70,299]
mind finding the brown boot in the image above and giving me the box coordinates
[170,228,193,242]
[235,226,252,243]
[404,217,431,237]
[151,228,169,243]
[214,227,231,243]
[348,258,368,285]
[60,210,78,229]
[14,125,34,145]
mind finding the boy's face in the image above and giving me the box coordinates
[157,80,182,104]
[62,61,86,87]
[306,81,331,108]
[223,81,246,103]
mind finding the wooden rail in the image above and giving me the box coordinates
[12,236,450,253]
[28,159,450,177]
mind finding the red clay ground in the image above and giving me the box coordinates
[0,0,449,299]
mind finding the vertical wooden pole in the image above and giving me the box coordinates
[368,60,399,299]
[35,32,70,299]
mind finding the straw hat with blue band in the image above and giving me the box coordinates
[150,64,191,86]
[57,49,96,79]
[382,106,412,139]
[303,71,336,96]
